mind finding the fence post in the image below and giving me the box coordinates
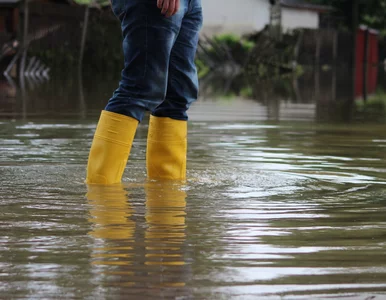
[315,31,321,67]
[79,4,90,69]
[78,3,92,119]
[20,0,29,77]
[314,31,321,104]
[20,0,30,120]
[332,31,337,102]
[294,30,303,66]
[332,30,338,65]
[351,0,359,108]
[363,28,369,102]
[331,30,338,101]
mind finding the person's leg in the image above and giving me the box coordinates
[87,0,187,184]
[105,0,188,122]
[147,1,203,180]
[152,0,203,120]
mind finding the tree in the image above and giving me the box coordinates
[307,0,386,36]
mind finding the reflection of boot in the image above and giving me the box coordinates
[146,116,187,180]
[145,181,187,270]
[86,111,138,184]
[86,184,135,277]
[87,184,134,241]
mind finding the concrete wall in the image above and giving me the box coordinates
[281,7,319,31]
[201,0,320,37]
[201,0,270,36]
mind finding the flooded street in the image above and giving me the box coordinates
[1,0,386,294]
[0,0,386,295]
[1,98,386,299]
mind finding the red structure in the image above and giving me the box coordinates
[355,25,379,99]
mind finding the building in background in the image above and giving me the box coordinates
[201,0,332,37]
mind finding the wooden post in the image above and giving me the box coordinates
[294,30,303,67]
[315,32,321,67]
[269,1,282,41]
[315,31,321,104]
[332,31,338,101]
[314,61,320,103]
[332,30,338,65]
[351,0,359,104]
[79,4,90,69]
[20,0,29,77]
[20,0,30,120]
[78,4,90,119]
[363,28,369,102]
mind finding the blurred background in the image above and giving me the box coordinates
[0,0,385,123]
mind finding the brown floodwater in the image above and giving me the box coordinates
[1,67,386,299]
[1,98,386,299]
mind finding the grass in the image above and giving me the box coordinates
[355,91,386,121]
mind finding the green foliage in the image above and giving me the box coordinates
[200,33,256,68]
[29,11,123,75]
[240,86,253,98]
[212,34,256,52]
[195,58,210,79]
[361,1,386,37]
[307,0,386,36]
[213,34,240,45]
[355,91,386,122]
[82,13,123,73]
[294,64,304,76]
[242,40,255,51]
[73,0,110,7]
[307,0,386,59]
[29,47,78,75]
[197,32,297,81]
[257,64,268,77]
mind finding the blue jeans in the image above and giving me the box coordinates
[105,0,203,122]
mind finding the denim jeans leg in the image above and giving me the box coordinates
[152,1,203,121]
[105,0,187,122]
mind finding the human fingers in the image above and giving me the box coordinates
[172,0,180,15]
[166,0,176,17]
[157,0,163,9]
[161,0,169,14]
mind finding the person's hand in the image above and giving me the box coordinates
[157,0,180,17]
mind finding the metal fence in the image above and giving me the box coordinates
[19,1,121,75]
[297,29,354,66]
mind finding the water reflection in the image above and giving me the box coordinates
[87,184,135,256]
[1,114,386,299]
[86,181,189,295]
[145,182,186,265]
[1,66,384,122]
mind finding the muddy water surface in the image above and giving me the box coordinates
[1,108,386,299]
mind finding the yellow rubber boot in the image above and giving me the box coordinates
[86,110,138,184]
[146,116,187,180]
